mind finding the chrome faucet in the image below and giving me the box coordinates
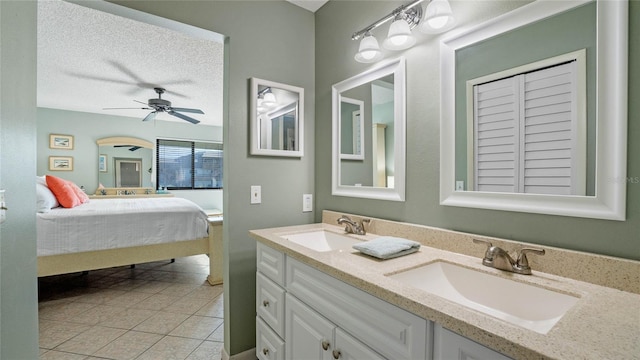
[337,215,369,235]
[473,239,545,275]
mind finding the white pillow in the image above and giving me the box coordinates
[36,176,59,213]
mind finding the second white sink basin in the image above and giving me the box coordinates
[387,261,579,334]
[280,230,362,252]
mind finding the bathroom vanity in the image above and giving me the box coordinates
[250,211,639,360]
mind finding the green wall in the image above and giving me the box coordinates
[0,1,39,358]
[36,108,223,209]
[315,0,639,261]
[111,0,316,355]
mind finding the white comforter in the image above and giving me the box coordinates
[37,197,209,256]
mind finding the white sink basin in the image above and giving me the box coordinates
[387,261,579,334]
[280,230,362,252]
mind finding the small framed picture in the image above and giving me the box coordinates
[99,154,108,172]
[49,156,73,171]
[49,134,74,150]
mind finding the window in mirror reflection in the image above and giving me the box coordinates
[156,139,223,190]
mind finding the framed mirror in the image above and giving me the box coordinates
[332,57,406,201]
[440,0,628,220]
[96,136,154,188]
[250,77,304,157]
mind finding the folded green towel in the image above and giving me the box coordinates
[353,236,420,259]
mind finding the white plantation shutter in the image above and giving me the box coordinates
[474,76,520,193]
[473,61,584,195]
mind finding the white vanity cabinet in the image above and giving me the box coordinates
[433,324,512,360]
[256,242,512,360]
[256,243,286,360]
[286,293,386,360]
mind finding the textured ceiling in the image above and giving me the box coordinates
[37,0,224,126]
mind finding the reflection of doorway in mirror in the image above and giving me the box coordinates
[115,158,142,187]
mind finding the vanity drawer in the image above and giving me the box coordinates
[257,242,285,286]
[257,271,286,337]
[286,257,428,360]
[257,317,285,360]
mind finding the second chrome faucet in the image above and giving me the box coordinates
[473,239,545,275]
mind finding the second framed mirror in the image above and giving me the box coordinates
[332,57,406,201]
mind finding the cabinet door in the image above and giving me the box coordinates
[257,317,285,360]
[286,294,334,360]
[433,324,512,360]
[334,328,386,360]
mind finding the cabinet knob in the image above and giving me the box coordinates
[262,300,269,307]
[262,348,269,355]
[332,350,341,359]
[322,340,330,351]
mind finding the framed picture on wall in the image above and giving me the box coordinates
[99,154,107,172]
[49,134,74,150]
[49,156,73,171]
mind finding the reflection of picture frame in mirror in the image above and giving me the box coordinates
[49,156,73,171]
[49,134,74,150]
[99,154,107,172]
[340,96,365,161]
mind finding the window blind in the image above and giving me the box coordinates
[157,139,223,190]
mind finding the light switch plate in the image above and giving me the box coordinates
[303,194,313,212]
[455,181,464,191]
[251,185,261,204]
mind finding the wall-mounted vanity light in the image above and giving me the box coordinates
[257,87,277,113]
[352,0,456,63]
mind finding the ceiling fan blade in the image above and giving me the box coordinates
[170,107,204,114]
[129,146,142,151]
[103,107,152,110]
[168,110,200,124]
[143,111,157,122]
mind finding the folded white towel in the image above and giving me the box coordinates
[353,236,420,259]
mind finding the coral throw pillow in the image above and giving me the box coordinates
[45,175,82,208]
[69,182,90,204]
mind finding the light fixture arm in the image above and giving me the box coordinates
[351,0,428,40]
[257,87,271,97]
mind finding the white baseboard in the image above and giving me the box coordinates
[222,347,256,360]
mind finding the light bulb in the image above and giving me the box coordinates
[355,34,383,63]
[383,18,415,50]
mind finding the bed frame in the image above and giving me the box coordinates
[37,220,223,285]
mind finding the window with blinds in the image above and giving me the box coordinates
[470,52,586,195]
[156,139,223,190]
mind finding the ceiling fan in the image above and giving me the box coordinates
[104,87,204,124]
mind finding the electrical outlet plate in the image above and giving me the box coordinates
[303,194,313,212]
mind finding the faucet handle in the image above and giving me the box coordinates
[516,247,545,269]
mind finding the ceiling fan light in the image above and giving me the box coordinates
[355,34,383,63]
[419,0,456,34]
[383,18,416,50]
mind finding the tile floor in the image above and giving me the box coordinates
[38,255,224,360]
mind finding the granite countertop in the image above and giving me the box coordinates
[250,223,640,360]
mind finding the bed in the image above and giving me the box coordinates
[36,196,222,285]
